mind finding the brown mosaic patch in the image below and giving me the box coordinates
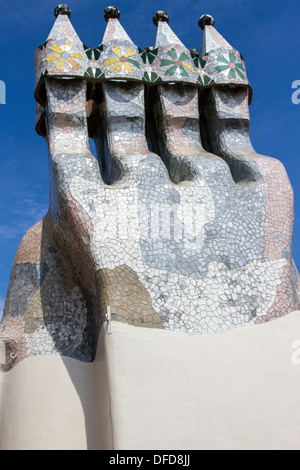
[14,212,50,265]
[96,265,163,329]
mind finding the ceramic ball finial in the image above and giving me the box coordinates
[104,6,121,22]
[198,14,215,30]
[54,4,71,19]
[153,11,169,27]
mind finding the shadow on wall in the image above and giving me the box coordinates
[61,323,114,450]
[37,217,113,449]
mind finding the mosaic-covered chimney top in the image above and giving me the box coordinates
[35,5,251,135]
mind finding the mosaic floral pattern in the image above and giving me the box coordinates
[194,52,215,86]
[160,49,194,77]
[139,47,159,65]
[215,53,246,80]
[142,71,162,83]
[46,40,84,71]
[104,45,140,74]
[83,44,103,60]
[39,69,49,80]
[84,67,105,79]
[34,8,251,96]
[197,74,215,86]
[193,52,208,69]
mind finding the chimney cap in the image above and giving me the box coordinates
[54,4,71,19]
[198,14,215,30]
[104,6,121,22]
[153,11,169,27]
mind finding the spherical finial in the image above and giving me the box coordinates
[198,14,215,30]
[54,4,71,19]
[153,11,169,27]
[104,6,121,22]
[190,49,200,59]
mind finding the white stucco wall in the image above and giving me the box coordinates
[1,312,300,450]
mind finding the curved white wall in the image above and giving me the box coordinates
[1,312,300,450]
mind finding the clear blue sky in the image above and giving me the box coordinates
[0,0,299,317]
